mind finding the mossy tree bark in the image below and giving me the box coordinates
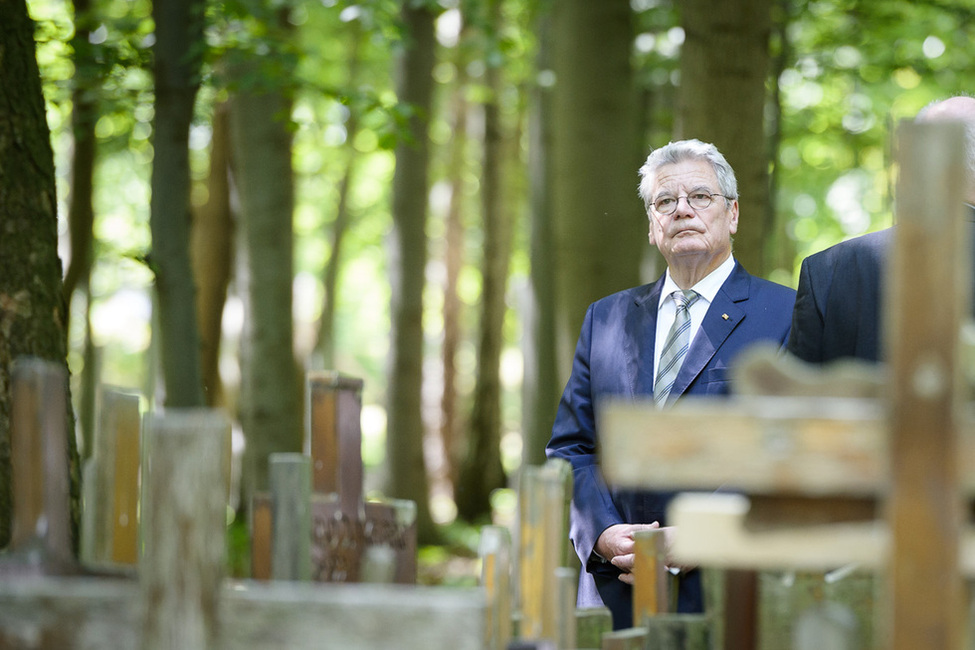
[0,0,80,550]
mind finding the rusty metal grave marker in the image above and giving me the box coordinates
[252,371,417,584]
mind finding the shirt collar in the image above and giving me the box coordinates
[660,254,736,306]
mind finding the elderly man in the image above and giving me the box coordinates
[787,96,975,364]
[546,139,796,629]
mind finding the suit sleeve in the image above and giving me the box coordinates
[546,305,625,570]
[786,255,826,363]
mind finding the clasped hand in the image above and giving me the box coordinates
[594,522,691,584]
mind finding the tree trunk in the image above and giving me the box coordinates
[768,0,795,276]
[522,8,558,468]
[436,16,475,502]
[229,61,302,507]
[0,0,80,550]
[676,0,773,276]
[455,0,511,522]
[150,0,206,407]
[550,0,643,378]
[62,0,96,311]
[314,26,363,371]
[191,102,234,408]
[315,152,353,371]
[386,0,439,543]
[63,0,98,458]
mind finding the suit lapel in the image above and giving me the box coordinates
[670,263,749,398]
[622,279,664,397]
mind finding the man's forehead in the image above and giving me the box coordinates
[652,159,717,191]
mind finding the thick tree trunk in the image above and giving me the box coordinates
[0,0,80,550]
[150,0,206,407]
[550,0,643,378]
[386,1,439,543]
[191,102,234,408]
[676,0,773,276]
[229,72,302,507]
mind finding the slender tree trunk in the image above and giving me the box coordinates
[315,154,353,371]
[386,0,439,543]
[191,102,234,408]
[768,0,794,276]
[229,56,302,506]
[550,0,642,377]
[676,0,773,276]
[63,0,98,458]
[62,0,96,311]
[436,13,476,499]
[314,28,363,370]
[0,0,80,550]
[523,7,558,467]
[150,0,206,407]
[439,77,469,492]
[455,0,511,522]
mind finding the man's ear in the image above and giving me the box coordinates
[728,200,739,235]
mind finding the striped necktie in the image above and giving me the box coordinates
[654,290,700,408]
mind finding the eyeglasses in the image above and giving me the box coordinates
[652,192,729,215]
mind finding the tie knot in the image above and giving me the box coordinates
[672,290,699,311]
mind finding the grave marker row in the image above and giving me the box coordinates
[0,358,486,649]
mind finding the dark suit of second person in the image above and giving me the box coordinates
[787,97,975,365]
[546,139,796,629]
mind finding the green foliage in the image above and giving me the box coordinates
[776,0,975,275]
[226,514,252,579]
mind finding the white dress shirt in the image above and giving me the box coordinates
[652,255,737,388]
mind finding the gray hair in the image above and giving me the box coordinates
[637,139,739,212]
[916,95,975,180]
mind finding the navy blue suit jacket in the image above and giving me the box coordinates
[545,261,796,629]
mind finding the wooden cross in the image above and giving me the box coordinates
[598,120,971,649]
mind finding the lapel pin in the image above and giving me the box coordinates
[722,313,729,320]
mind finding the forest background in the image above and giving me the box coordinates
[2,0,973,582]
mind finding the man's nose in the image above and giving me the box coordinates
[673,196,695,216]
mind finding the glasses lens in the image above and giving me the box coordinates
[654,197,676,214]
[688,194,713,210]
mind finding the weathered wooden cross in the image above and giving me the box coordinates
[599,119,972,649]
